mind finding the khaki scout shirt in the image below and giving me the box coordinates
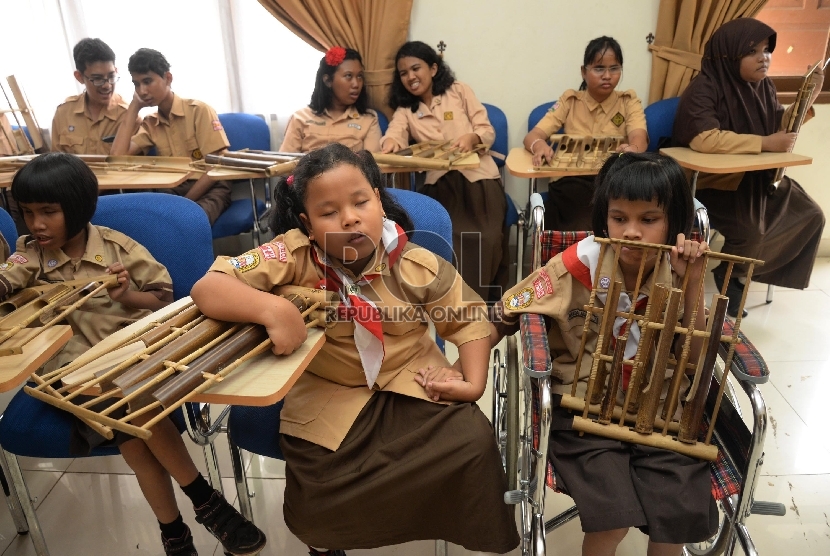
[51,93,131,155]
[500,243,687,417]
[381,81,501,185]
[279,106,381,153]
[0,232,9,261]
[131,94,229,160]
[535,89,647,141]
[0,224,173,370]
[208,229,490,451]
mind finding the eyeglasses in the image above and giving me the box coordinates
[83,74,119,87]
[588,65,622,76]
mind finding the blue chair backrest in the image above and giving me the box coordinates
[0,207,17,249]
[218,113,271,151]
[644,97,680,152]
[91,193,214,299]
[10,125,33,145]
[483,103,508,168]
[528,101,556,132]
[375,110,389,136]
[387,188,453,263]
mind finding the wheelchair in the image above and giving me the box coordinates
[491,194,785,556]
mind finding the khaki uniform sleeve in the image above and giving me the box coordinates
[193,103,230,155]
[131,121,156,154]
[0,242,40,299]
[279,114,304,152]
[689,129,762,154]
[458,82,495,148]
[363,111,381,152]
[534,93,571,136]
[380,108,411,152]
[117,240,174,302]
[622,90,647,133]
[501,257,564,320]
[0,232,9,261]
[208,239,298,293]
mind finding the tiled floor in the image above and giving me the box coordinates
[2,260,830,555]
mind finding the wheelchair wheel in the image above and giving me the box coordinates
[683,496,732,556]
[492,337,520,491]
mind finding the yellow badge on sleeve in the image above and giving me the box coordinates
[443,111,454,121]
[505,287,534,310]
[0,262,13,271]
[228,251,260,272]
[611,112,625,127]
[94,254,104,263]
[192,149,203,160]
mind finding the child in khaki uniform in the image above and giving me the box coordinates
[51,38,138,156]
[192,144,519,556]
[523,37,648,230]
[2,153,265,556]
[280,46,381,153]
[493,153,717,556]
[111,48,232,225]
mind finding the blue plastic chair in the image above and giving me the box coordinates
[528,101,556,132]
[0,193,215,555]
[212,113,270,246]
[375,109,389,136]
[483,103,508,167]
[644,97,681,152]
[225,189,454,529]
[0,207,17,249]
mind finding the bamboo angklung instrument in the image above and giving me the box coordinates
[0,274,119,357]
[371,140,484,171]
[0,75,45,153]
[534,135,624,171]
[24,287,335,440]
[558,238,762,461]
[204,151,300,177]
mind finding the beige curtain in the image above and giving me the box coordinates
[257,0,413,117]
[648,0,768,103]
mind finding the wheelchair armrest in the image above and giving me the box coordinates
[719,320,769,385]
[520,313,552,378]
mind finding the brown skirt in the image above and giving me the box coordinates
[280,391,520,553]
[697,174,825,288]
[545,175,596,231]
[419,172,507,302]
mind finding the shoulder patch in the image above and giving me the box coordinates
[533,268,554,299]
[7,254,28,264]
[259,242,287,262]
[228,251,260,272]
[212,119,223,131]
[505,287,534,310]
[401,245,440,276]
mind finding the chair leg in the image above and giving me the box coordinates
[766,284,774,304]
[227,431,254,522]
[202,443,223,494]
[248,178,261,248]
[0,449,50,555]
[434,539,448,556]
[0,450,29,533]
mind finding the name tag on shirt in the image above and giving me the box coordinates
[347,123,362,130]
[305,119,326,126]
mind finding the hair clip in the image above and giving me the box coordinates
[325,46,347,67]
[286,174,294,186]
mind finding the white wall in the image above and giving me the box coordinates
[410,0,830,248]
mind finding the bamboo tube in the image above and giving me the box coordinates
[264,159,298,177]
[29,374,114,439]
[594,237,763,266]
[570,242,609,397]
[598,338,626,424]
[371,153,450,170]
[585,279,622,409]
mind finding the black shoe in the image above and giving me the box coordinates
[162,524,198,556]
[308,548,347,556]
[194,490,266,556]
[714,273,748,318]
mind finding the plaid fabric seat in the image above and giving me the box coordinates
[523,228,748,500]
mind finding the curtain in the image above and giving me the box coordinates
[257,0,413,117]
[648,0,768,103]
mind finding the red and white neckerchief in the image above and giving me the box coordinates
[313,219,407,388]
[562,235,667,391]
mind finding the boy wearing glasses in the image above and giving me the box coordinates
[51,38,138,155]
[111,48,231,225]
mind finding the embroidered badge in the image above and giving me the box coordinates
[259,244,277,261]
[275,242,287,262]
[0,262,12,271]
[599,276,611,289]
[347,123,362,130]
[94,254,104,263]
[68,125,75,132]
[212,119,223,131]
[374,263,386,272]
[443,111,453,121]
[228,252,260,272]
[191,149,203,160]
[611,112,625,127]
[47,259,58,268]
[568,308,599,324]
[7,254,27,264]
[506,287,534,310]
[532,269,554,299]
[548,101,560,112]
[346,283,361,296]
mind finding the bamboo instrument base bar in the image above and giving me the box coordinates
[560,394,680,433]
[571,415,718,461]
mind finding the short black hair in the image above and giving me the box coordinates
[388,41,456,112]
[579,36,624,91]
[11,153,98,240]
[73,38,116,73]
[270,143,414,238]
[309,48,369,115]
[591,152,692,244]
[128,48,171,77]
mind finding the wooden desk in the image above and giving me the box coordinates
[0,326,72,392]
[659,147,813,195]
[61,297,325,407]
[506,147,604,179]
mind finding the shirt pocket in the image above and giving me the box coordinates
[184,136,202,159]
[280,380,342,425]
[58,133,84,151]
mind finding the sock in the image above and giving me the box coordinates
[180,474,214,508]
[159,513,187,540]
